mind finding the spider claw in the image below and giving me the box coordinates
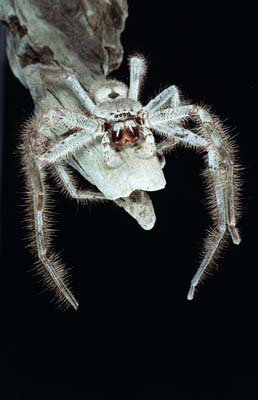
[229,224,241,245]
[187,285,195,301]
[187,265,203,300]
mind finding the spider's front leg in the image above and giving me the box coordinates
[101,131,123,168]
[135,127,156,159]
[149,108,241,300]
[38,109,100,166]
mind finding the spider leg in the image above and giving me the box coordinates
[128,55,147,101]
[55,164,106,201]
[144,85,180,114]
[64,74,96,113]
[43,70,96,113]
[150,105,241,244]
[39,129,96,165]
[40,108,99,136]
[195,107,241,245]
[55,165,155,230]
[101,131,123,168]
[21,112,99,309]
[151,122,240,299]
[148,105,193,125]
[187,147,227,300]
[154,124,207,147]
[38,109,100,165]
[135,127,155,159]
[25,143,79,309]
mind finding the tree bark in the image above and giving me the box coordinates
[0,0,128,106]
[0,0,163,230]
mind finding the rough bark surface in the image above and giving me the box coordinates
[1,0,164,231]
[0,0,128,106]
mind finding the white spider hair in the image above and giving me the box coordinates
[90,79,128,104]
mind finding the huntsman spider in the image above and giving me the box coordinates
[20,55,241,309]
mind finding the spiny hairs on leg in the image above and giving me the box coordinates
[19,116,78,310]
[187,109,242,300]
[149,99,242,299]
[197,111,242,237]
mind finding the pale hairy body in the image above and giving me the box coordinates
[20,55,241,309]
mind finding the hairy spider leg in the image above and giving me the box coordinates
[28,144,79,309]
[128,55,147,101]
[55,165,157,231]
[55,164,106,201]
[150,105,241,244]
[144,85,180,114]
[55,164,158,231]
[39,110,99,165]
[152,124,228,300]
[153,124,207,147]
[39,129,95,165]
[63,74,96,113]
[197,108,240,245]
[42,70,96,113]
[24,112,100,308]
[149,105,241,300]
[135,127,156,159]
[42,79,123,170]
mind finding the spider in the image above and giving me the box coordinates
[21,55,241,309]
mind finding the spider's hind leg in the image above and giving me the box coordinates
[186,108,241,299]
[195,107,241,245]
[54,164,107,201]
[187,146,228,300]
[150,117,241,300]
[21,120,79,310]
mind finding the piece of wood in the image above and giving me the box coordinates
[1,0,165,229]
[0,0,128,103]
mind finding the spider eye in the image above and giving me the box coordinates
[108,91,119,99]
[92,81,128,104]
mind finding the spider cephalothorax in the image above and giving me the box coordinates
[92,84,151,160]
[21,55,241,309]
[99,97,143,147]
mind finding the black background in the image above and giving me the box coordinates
[1,1,258,399]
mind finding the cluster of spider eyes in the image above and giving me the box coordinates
[109,110,135,118]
